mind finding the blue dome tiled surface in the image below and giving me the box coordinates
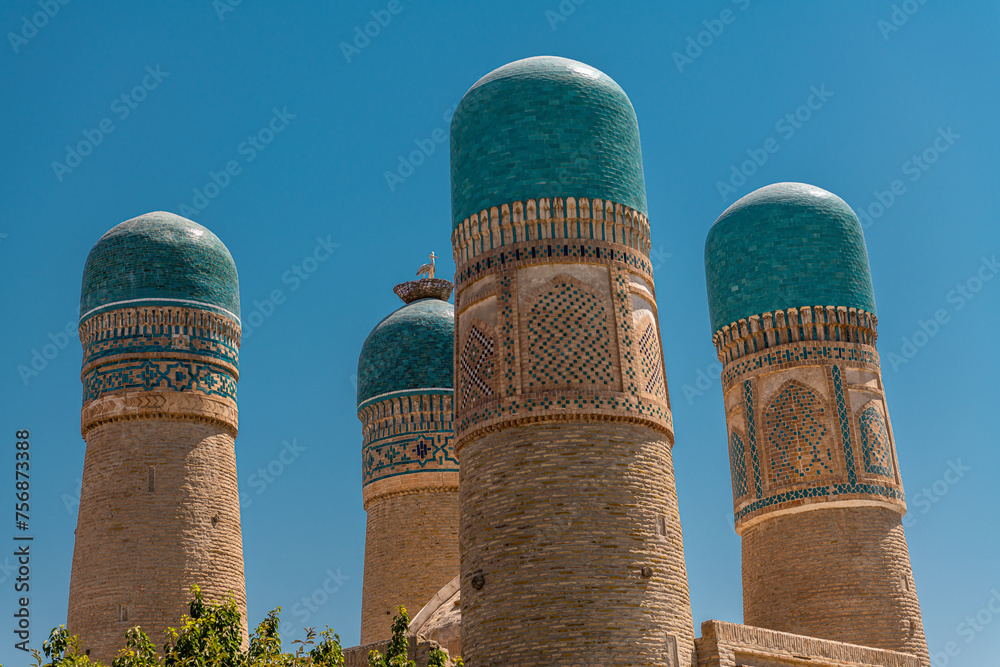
[81,212,240,321]
[705,183,876,334]
[357,298,455,405]
[450,56,647,230]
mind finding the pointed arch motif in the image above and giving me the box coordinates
[522,275,617,389]
[763,380,836,488]
[859,403,894,478]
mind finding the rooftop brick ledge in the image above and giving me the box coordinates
[696,620,920,667]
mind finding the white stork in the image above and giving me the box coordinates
[417,252,437,280]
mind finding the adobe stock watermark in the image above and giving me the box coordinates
[672,0,751,73]
[545,0,586,31]
[278,568,351,640]
[177,106,296,218]
[715,84,833,201]
[384,102,458,192]
[930,585,1000,667]
[857,127,959,230]
[212,0,243,21]
[241,234,340,339]
[902,459,969,529]
[340,0,410,63]
[51,65,170,182]
[878,0,930,41]
[681,358,724,405]
[16,318,78,386]
[7,0,71,54]
[886,254,997,372]
[239,439,306,509]
[650,245,673,272]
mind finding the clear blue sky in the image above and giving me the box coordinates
[1,1,997,664]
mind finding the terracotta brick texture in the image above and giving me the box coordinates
[67,419,246,663]
[360,488,460,644]
[458,422,695,666]
[742,506,927,662]
[69,304,246,663]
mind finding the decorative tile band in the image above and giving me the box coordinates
[451,197,651,267]
[743,380,763,498]
[725,337,905,530]
[452,226,671,446]
[721,342,880,392]
[712,306,877,365]
[832,365,858,486]
[80,305,240,435]
[358,392,457,492]
[80,305,239,373]
[453,239,654,292]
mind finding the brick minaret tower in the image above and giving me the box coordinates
[357,276,459,644]
[704,183,929,664]
[450,57,695,666]
[68,212,246,662]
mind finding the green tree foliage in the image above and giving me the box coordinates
[30,586,345,667]
[366,607,413,667]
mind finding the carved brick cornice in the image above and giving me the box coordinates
[713,306,878,366]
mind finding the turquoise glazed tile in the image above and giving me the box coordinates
[450,56,647,229]
[81,212,240,321]
[357,298,454,404]
[704,183,876,334]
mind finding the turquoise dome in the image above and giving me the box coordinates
[450,56,647,230]
[80,212,240,323]
[357,298,455,406]
[705,183,876,334]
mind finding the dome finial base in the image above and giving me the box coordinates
[393,278,453,304]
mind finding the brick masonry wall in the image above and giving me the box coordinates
[69,304,245,664]
[360,489,460,644]
[713,306,928,665]
[742,506,928,664]
[458,422,695,666]
[452,196,694,666]
[67,418,246,663]
[695,619,921,667]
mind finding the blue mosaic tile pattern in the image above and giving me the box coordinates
[722,344,879,388]
[525,279,615,388]
[743,380,763,498]
[363,432,458,485]
[451,56,647,230]
[83,326,239,369]
[831,365,858,485]
[860,405,894,477]
[459,323,495,408]
[455,242,653,287]
[764,382,833,486]
[81,212,240,321]
[730,432,749,499]
[734,480,904,523]
[83,358,237,402]
[357,298,454,404]
[704,183,876,334]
